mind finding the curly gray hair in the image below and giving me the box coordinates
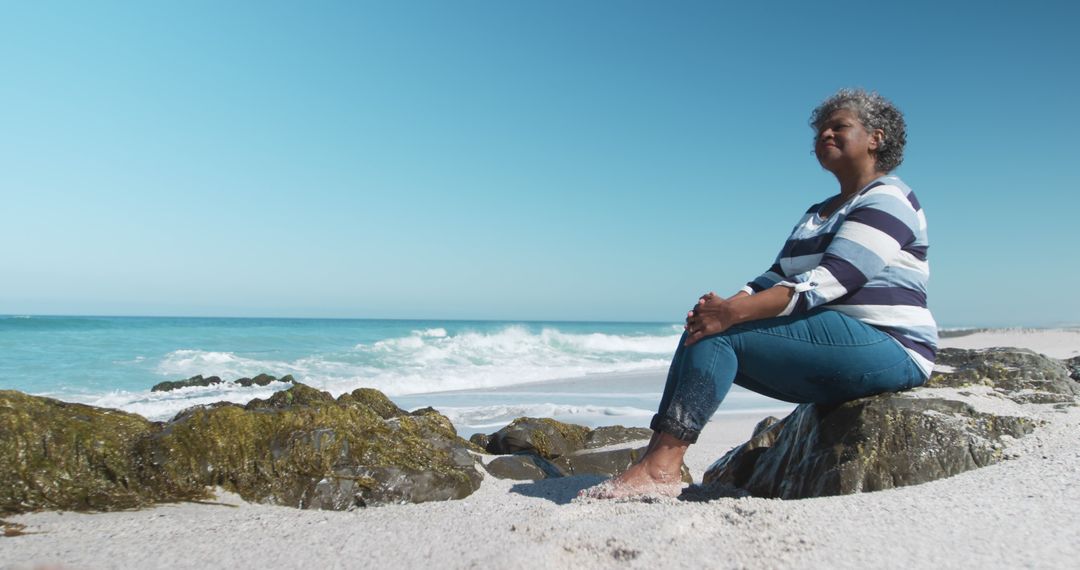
[810,88,907,173]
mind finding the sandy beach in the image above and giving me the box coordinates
[3,330,1078,569]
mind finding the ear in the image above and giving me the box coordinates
[869,129,885,151]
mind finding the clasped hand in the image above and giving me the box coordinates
[683,292,734,346]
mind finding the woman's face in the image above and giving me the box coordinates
[814,108,881,174]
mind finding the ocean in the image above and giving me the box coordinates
[0,315,792,437]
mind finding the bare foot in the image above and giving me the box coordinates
[578,460,685,500]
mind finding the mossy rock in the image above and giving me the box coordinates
[584,426,654,449]
[930,348,1079,399]
[0,391,206,514]
[244,383,335,410]
[143,384,480,508]
[1,383,482,513]
[486,417,590,460]
[337,388,408,420]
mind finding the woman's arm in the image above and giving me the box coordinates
[684,287,794,346]
[684,187,919,345]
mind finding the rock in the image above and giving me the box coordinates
[552,447,642,477]
[475,420,692,482]
[244,382,335,410]
[469,433,491,450]
[1,384,483,513]
[583,426,653,449]
[699,347,1074,500]
[0,390,207,514]
[557,446,693,483]
[151,375,223,392]
[142,383,481,509]
[155,373,296,392]
[700,416,784,493]
[930,348,1080,399]
[1065,356,1080,382]
[485,417,589,459]
[702,395,1036,499]
[485,454,567,480]
[483,444,693,483]
[235,373,291,387]
[337,388,408,420]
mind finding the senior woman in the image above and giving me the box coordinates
[585,88,937,499]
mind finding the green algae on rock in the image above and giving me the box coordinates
[1,384,482,514]
[0,391,207,515]
[484,417,590,459]
[143,384,481,509]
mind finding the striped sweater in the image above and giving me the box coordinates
[742,175,938,378]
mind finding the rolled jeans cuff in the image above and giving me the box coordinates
[650,413,701,444]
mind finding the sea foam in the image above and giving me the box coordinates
[152,325,678,399]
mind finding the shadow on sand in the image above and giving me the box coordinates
[509,476,749,505]
[509,475,607,505]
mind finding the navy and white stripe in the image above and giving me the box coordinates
[742,175,938,378]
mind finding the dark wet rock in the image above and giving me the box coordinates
[1065,356,1080,382]
[697,349,1074,500]
[484,444,693,483]
[155,373,296,392]
[557,446,693,483]
[1,384,482,513]
[151,375,224,392]
[702,395,1037,499]
[583,426,653,449]
[469,433,491,450]
[485,417,590,460]
[485,454,567,480]
[475,419,692,482]
[699,416,784,493]
[235,373,293,387]
[0,390,208,514]
[553,447,644,477]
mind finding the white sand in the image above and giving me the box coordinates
[3,330,1079,569]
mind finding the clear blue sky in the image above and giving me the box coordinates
[2,1,1077,326]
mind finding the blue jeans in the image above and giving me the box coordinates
[651,309,926,443]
